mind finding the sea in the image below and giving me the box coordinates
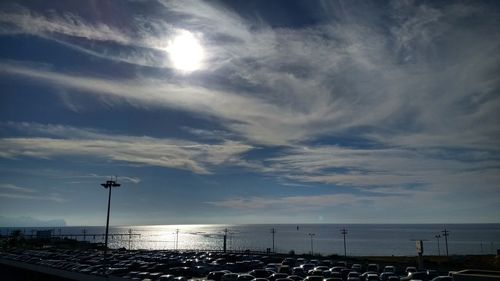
[2,224,499,256]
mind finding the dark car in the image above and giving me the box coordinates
[238,274,255,281]
[431,277,452,281]
[288,275,303,281]
[270,273,289,281]
[380,272,396,281]
[208,271,231,281]
[400,271,429,281]
[249,269,273,278]
[366,264,380,273]
[303,276,323,281]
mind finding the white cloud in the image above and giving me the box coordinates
[1,0,499,150]
[0,192,66,203]
[0,183,34,193]
[0,7,131,43]
[265,145,500,192]
[207,193,369,210]
[59,173,141,184]
[0,122,253,174]
[0,183,65,203]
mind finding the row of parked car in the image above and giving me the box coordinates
[1,248,453,281]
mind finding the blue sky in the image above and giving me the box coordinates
[0,0,499,226]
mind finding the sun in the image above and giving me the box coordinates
[166,30,204,72]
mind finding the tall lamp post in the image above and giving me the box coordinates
[308,233,315,255]
[341,228,348,259]
[435,234,441,256]
[271,228,276,253]
[101,177,120,262]
[442,228,450,257]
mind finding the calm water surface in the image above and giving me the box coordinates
[2,224,499,256]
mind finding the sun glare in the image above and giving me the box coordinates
[166,30,204,72]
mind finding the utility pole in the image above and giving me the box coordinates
[442,228,450,257]
[435,234,441,256]
[308,233,315,256]
[100,176,121,263]
[223,228,228,253]
[271,228,276,253]
[83,229,87,241]
[128,229,133,250]
[175,229,179,250]
[341,228,348,259]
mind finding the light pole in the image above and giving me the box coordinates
[308,233,315,256]
[341,228,348,259]
[271,228,276,253]
[435,234,441,256]
[175,229,179,250]
[442,228,450,257]
[101,177,120,262]
[128,229,133,250]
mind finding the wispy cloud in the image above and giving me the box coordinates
[0,5,131,43]
[0,122,253,174]
[58,173,141,184]
[1,0,499,150]
[207,193,370,210]
[0,192,66,203]
[0,183,65,203]
[0,183,34,193]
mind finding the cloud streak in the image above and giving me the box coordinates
[0,122,253,174]
[0,183,65,203]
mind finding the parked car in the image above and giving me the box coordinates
[361,272,379,281]
[380,272,396,281]
[400,271,429,281]
[351,264,362,272]
[366,273,380,281]
[249,269,273,278]
[208,271,230,281]
[238,274,255,281]
[222,273,239,281]
[269,273,289,281]
[293,267,306,277]
[303,276,323,281]
[383,266,396,274]
[431,277,452,281]
[367,264,380,273]
[404,267,417,276]
[288,275,303,281]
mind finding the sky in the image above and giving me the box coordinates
[0,0,499,226]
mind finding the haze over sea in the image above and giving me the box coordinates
[3,224,499,257]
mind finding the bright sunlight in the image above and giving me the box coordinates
[166,30,204,72]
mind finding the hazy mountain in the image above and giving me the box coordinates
[0,216,67,227]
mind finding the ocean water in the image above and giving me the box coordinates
[2,224,499,256]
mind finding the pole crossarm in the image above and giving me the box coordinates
[340,228,348,258]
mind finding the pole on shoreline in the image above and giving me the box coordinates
[128,229,133,250]
[271,228,276,253]
[340,228,348,259]
[442,228,450,257]
[435,234,441,256]
[101,176,121,264]
[223,228,228,253]
[175,229,179,250]
[308,233,315,256]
